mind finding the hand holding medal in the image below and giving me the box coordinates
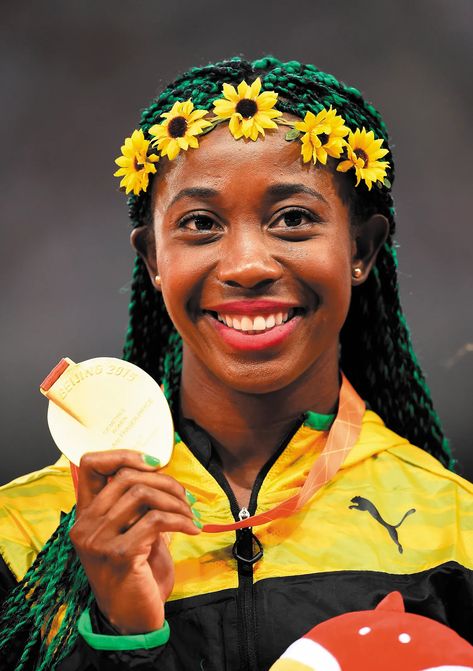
[40,356,200,634]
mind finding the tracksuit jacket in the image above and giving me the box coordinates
[0,408,472,670]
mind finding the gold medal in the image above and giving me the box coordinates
[40,357,174,467]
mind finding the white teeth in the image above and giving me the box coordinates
[213,309,299,333]
[253,316,267,331]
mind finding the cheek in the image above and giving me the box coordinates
[157,245,209,325]
[297,237,353,306]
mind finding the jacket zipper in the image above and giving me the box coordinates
[206,432,300,671]
[181,415,304,670]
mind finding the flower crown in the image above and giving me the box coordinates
[114,77,391,197]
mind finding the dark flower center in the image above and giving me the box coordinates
[168,116,188,138]
[354,148,369,165]
[236,98,258,118]
[318,132,329,145]
[133,157,143,171]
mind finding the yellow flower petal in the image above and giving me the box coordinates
[213,78,281,141]
[237,80,251,98]
[249,77,262,99]
[256,91,279,110]
[317,146,328,165]
[222,82,239,102]
[228,114,243,139]
[337,160,353,173]
[165,141,181,160]
[188,109,209,122]
[249,126,259,141]
[113,129,158,195]
[241,117,254,138]
[301,143,314,163]
[115,156,132,167]
[213,100,237,118]
[254,113,279,130]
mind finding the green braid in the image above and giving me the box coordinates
[0,55,453,670]
[125,55,452,468]
[0,508,92,669]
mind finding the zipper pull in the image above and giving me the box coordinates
[233,507,263,565]
[238,507,250,522]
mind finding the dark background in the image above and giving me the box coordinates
[1,0,472,486]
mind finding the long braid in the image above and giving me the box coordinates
[0,509,92,669]
[124,56,450,466]
[0,56,452,670]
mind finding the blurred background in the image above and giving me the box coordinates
[1,0,472,485]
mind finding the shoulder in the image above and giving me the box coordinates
[338,409,473,570]
[347,409,473,494]
[0,456,75,580]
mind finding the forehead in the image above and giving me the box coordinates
[151,123,343,210]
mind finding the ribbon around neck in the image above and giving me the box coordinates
[69,373,365,534]
[202,373,365,533]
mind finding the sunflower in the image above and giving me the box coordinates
[293,107,349,165]
[336,128,390,190]
[114,129,159,196]
[212,77,282,141]
[149,100,211,161]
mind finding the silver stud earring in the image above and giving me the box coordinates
[352,267,363,280]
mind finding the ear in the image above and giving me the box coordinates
[130,226,162,292]
[351,214,389,285]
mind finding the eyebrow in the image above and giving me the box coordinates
[169,187,219,207]
[168,183,328,208]
[266,183,328,204]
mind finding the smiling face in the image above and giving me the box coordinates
[134,123,382,397]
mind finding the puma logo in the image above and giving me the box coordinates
[349,496,416,554]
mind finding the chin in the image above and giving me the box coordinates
[215,361,304,396]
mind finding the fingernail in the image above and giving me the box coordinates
[193,518,203,529]
[142,454,161,468]
[185,490,197,505]
[191,507,201,519]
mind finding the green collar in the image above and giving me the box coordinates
[303,410,336,432]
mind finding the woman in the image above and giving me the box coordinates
[0,56,471,671]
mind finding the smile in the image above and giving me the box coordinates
[203,308,305,351]
[215,309,296,334]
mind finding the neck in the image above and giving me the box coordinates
[179,346,340,478]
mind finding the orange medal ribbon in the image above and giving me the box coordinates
[202,373,365,532]
[68,373,364,533]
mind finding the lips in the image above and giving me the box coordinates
[215,309,295,332]
[203,300,301,316]
[202,307,304,351]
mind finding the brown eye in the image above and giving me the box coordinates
[193,215,215,231]
[283,210,304,227]
[180,214,217,231]
[273,208,319,228]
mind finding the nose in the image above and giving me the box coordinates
[216,228,283,289]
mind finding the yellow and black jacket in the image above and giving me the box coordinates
[1,409,472,670]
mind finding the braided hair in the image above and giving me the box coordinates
[0,56,452,670]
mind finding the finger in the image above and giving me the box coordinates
[81,468,190,518]
[108,509,201,562]
[76,449,163,510]
[101,484,194,534]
